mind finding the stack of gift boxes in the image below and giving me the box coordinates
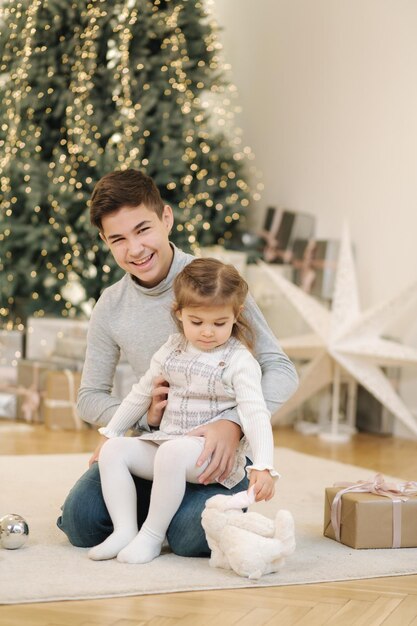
[258,206,401,435]
[0,318,136,430]
[259,206,340,302]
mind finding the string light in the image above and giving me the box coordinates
[0,0,259,327]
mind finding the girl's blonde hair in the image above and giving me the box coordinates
[172,257,254,350]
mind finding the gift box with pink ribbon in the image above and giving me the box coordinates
[14,358,83,423]
[260,208,316,264]
[324,474,417,549]
[43,369,87,431]
[292,238,340,301]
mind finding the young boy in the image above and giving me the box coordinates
[57,169,298,556]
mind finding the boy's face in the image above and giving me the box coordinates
[100,204,174,287]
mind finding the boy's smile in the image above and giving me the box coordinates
[100,204,174,287]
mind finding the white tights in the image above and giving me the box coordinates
[88,437,206,563]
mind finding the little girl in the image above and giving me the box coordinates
[88,258,280,564]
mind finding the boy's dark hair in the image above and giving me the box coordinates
[90,169,164,230]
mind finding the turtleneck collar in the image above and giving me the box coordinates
[128,244,191,297]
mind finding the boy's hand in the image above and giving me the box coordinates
[248,469,275,502]
[89,435,109,467]
[187,420,242,485]
[147,376,169,428]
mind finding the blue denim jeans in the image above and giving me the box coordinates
[56,462,249,557]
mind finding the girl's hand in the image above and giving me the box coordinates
[147,376,169,428]
[248,469,276,502]
[88,435,109,467]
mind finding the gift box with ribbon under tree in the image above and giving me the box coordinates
[260,207,315,265]
[42,369,87,431]
[15,357,83,423]
[292,238,340,301]
[324,474,417,549]
[25,316,89,361]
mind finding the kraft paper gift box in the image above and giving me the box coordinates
[324,476,417,549]
[260,208,315,264]
[42,369,87,431]
[16,358,82,422]
[292,238,340,301]
[25,316,88,361]
[16,359,54,422]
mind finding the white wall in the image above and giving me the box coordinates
[212,0,417,310]
[211,0,417,431]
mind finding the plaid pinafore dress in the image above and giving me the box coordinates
[140,334,248,488]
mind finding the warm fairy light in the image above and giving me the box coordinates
[0,0,258,327]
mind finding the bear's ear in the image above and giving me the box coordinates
[221,488,255,511]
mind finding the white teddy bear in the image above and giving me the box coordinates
[201,487,296,580]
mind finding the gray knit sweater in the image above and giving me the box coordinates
[77,245,298,430]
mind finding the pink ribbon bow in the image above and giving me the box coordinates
[21,387,42,421]
[331,474,417,548]
[0,383,43,422]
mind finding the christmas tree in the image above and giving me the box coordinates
[0,0,257,327]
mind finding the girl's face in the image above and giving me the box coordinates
[177,304,236,351]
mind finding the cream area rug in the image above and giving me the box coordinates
[1,448,417,605]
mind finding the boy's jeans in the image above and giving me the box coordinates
[57,462,249,556]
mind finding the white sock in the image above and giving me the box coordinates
[88,526,138,561]
[116,438,206,564]
[87,437,157,562]
[89,437,206,564]
[117,523,164,564]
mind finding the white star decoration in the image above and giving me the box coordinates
[259,225,417,437]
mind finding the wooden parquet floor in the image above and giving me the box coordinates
[1,423,417,626]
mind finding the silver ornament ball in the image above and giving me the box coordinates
[0,513,29,549]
